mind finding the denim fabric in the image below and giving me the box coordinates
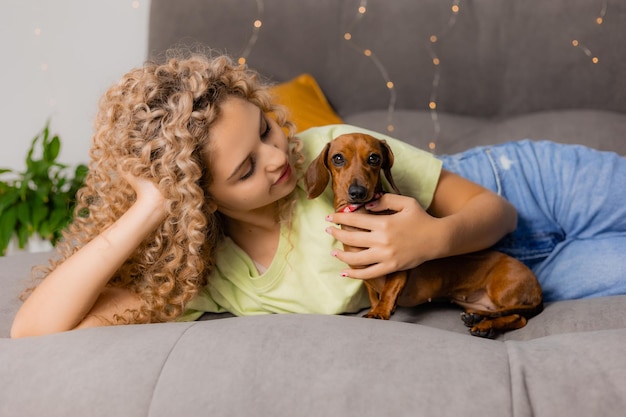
[438,140,626,302]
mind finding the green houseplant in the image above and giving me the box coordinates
[0,123,88,256]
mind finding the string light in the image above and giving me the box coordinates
[425,0,462,153]
[571,0,606,64]
[231,0,611,152]
[343,0,397,133]
[238,0,265,65]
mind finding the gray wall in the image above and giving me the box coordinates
[0,0,151,172]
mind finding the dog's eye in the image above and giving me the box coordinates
[331,153,346,167]
[368,153,382,166]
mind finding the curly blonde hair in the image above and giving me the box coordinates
[36,53,302,324]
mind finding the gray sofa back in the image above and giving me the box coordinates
[148,0,626,118]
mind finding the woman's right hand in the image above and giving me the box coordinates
[120,170,167,214]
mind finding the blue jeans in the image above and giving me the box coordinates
[438,140,626,302]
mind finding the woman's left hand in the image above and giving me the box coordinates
[325,193,444,279]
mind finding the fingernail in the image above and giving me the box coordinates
[325,215,333,222]
[340,272,349,278]
[330,250,338,257]
[365,201,379,209]
[325,227,333,234]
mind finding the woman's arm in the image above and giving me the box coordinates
[325,169,517,280]
[10,175,166,338]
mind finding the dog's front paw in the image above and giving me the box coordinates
[461,312,484,327]
[363,310,391,320]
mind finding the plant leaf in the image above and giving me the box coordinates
[38,219,51,240]
[16,223,30,248]
[0,186,20,213]
[16,200,31,231]
[31,199,49,231]
[0,205,18,254]
[48,205,69,232]
[26,131,41,170]
[45,135,61,163]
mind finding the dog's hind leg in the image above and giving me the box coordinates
[467,314,528,339]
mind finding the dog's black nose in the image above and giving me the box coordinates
[348,184,368,202]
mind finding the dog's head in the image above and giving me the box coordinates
[305,133,400,209]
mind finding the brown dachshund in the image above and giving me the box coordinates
[305,133,543,338]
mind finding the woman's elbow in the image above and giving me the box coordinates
[10,315,72,339]
[10,317,48,339]
[502,198,518,235]
[9,319,28,339]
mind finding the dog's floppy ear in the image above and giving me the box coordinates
[305,143,331,199]
[380,140,401,194]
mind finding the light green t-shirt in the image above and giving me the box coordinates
[180,124,442,321]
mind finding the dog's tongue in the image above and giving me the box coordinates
[341,203,364,213]
[338,193,383,213]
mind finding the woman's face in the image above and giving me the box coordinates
[205,96,297,220]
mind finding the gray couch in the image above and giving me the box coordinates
[2,1,626,416]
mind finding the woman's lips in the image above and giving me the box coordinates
[274,163,292,185]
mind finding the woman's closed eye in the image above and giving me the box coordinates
[239,157,256,181]
[237,115,273,181]
[239,117,272,181]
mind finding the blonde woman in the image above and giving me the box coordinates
[11,53,626,337]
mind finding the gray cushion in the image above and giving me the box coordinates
[345,109,626,155]
[2,314,626,417]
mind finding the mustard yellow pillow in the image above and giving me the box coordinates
[269,74,343,132]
